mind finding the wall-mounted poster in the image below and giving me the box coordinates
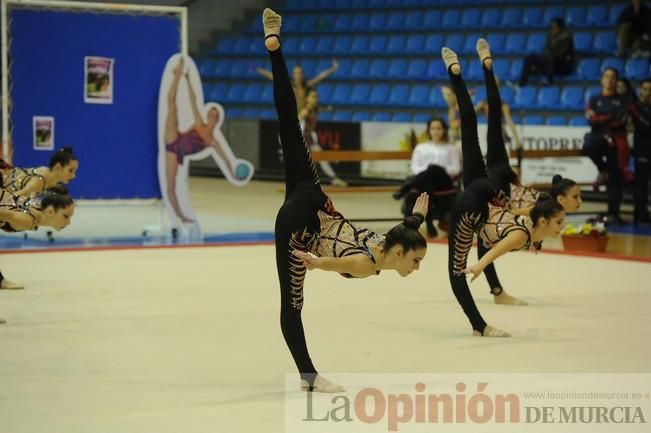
[84,56,114,104]
[33,116,54,150]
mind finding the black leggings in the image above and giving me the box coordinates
[270,46,328,384]
[446,65,496,333]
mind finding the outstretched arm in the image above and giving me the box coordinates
[184,73,204,126]
[292,251,375,278]
[306,59,338,87]
[256,66,273,80]
[464,231,527,281]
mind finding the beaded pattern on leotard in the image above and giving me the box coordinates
[452,212,484,276]
[509,184,539,210]
[479,204,534,251]
[1,167,46,194]
[0,189,37,232]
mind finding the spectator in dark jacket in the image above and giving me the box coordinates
[617,0,651,58]
[519,17,575,86]
[628,78,651,223]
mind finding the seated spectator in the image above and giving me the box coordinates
[617,77,639,105]
[617,0,651,58]
[628,78,651,223]
[582,68,630,224]
[393,118,461,237]
[519,17,575,86]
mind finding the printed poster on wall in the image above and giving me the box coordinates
[84,56,114,104]
[33,116,54,150]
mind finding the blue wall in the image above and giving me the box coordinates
[10,10,180,198]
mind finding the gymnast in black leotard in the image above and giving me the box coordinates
[443,40,566,338]
[262,8,429,393]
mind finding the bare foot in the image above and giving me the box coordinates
[494,290,528,306]
[473,325,511,337]
[262,8,281,51]
[301,375,345,393]
[441,47,461,75]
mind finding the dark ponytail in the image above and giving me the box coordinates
[48,147,77,169]
[530,193,564,226]
[384,214,427,252]
[549,174,577,200]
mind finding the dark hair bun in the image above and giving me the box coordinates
[403,214,424,229]
[552,174,563,185]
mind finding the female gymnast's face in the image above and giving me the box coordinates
[44,204,74,231]
[537,211,566,238]
[207,107,220,125]
[306,90,319,108]
[292,66,304,84]
[429,120,447,143]
[557,185,582,212]
[54,160,78,183]
[393,246,427,277]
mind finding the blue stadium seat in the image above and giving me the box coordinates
[332,35,352,55]
[423,10,442,29]
[332,84,352,105]
[333,111,353,122]
[505,33,527,54]
[594,31,617,54]
[197,59,214,77]
[546,116,567,126]
[413,112,432,123]
[369,84,390,105]
[242,108,259,119]
[601,57,625,74]
[334,14,352,32]
[565,6,587,27]
[389,84,410,107]
[537,86,561,109]
[522,115,544,125]
[242,83,263,104]
[472,86,486,105]
[228,60,247,78]
[350,84,371,105]
[441,9,461,29]
[227,107,243,118]
[444,34,464,53]
[392,112,412,122]
[463,33,483,55]
[409,84,430,107]
[501,8,522,29]
[609,4,627,26]
[352,111,371,122]
[486,33,506,55]
[315,36,334,55]
[317,14,336,32]
[350,35,370,55]
[299,59,317,79]
[259,109,275,120]
[481,9,502,29]
[282,36,300,55]
[428,59,447,80]
[369,59,389,79]
[209,83,228,102]
[405,34,426,54]
[283,15,301,33]
[526,33,547,54]
[284,0,302,11]
[372,112,392,122]
[522,7,544,29]
[513,86,537,110]
[299,15,318,33]
[387,35,407,54]
[586,5,608,26]
[493,59,512,81]
[574,32,594,53]
[584,86,601,104]
[500,86,516,105]
[461,9,481,28]
[405,11,424,30]
[388,59,409,79]
[625,58,650,81]
[387,12,406,31]
[352,13,370,31]
[332,59,352,80]
[213,60,231,78]
[215,36,236,55]
[225,83,246,103]
[577,58,601,80]
[368,35,388,54]
[561,86,585,110]
[299,36,317,54]
[467,61,483,81]
[319,111,334,121]
[543,6,564,25]
[407,59,428,80]
[509,59,523,82]
[350,59,370,79]
[569,116,588,127]
[260,84,273,104]
[368,12,387,32]
[427,86,446,109]
[424,34,445,54]
[233,37,252,55]
[317,84,333,105]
